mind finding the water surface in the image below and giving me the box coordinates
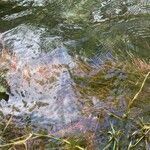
[0,0,150,149]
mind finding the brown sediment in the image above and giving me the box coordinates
[132,58,150,73]
[51,117,99,150]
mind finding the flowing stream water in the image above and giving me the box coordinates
[0,0,150,149]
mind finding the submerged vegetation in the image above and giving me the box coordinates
[0,0,150,149]
[73,56,150,149]
[0,52,149,149]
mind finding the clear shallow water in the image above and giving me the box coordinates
[0,0,150,149]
